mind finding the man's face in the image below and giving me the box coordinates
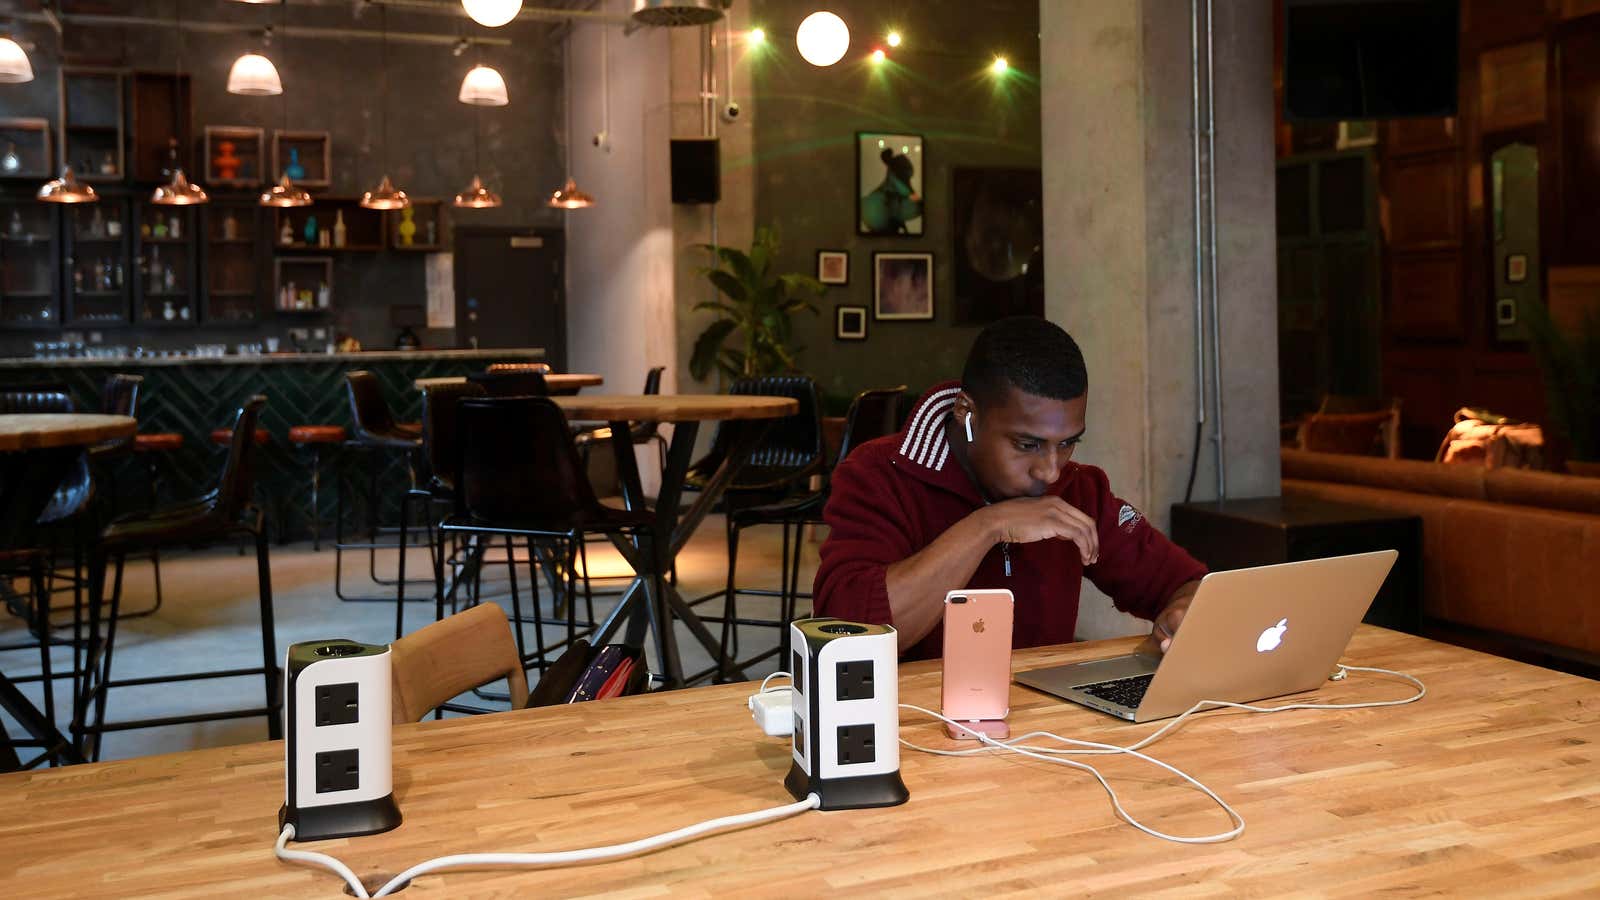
[959,385,1088,500]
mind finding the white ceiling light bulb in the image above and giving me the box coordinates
[458,64,509,106]
[227,52,282,96]
[0,34,34,84]
[463,0,523,28]
[796,11,849,67]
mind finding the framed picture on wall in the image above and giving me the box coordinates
[858,132,925,236]
[951,167,1044,325]
[873,252,934,321]
[836,305,868,340]
[1506,254,1528,284]
[817,249,849,285]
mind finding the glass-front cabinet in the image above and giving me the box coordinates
[64,199,131,327]
[135,202,198,325]
[205,200,261,323]
[0,198,59,328]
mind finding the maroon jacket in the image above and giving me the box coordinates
[814,381,1207,660]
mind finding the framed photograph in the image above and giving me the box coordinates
[952,167,1044,325]
[873,252,934,321]
[1506,253,1528,284]
[835,305,868,341]
[817,249,849,285]
[858,132,924,236]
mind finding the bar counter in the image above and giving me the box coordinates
[0,348,545,539]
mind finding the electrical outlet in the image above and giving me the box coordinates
[315,748,360,793]
[315,682,359,726]
[792,650,803,693]
[836,724,876,766]
[794,713,805,756]
[835,661,874,701]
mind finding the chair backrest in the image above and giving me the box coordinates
[487,362,552,375]
[345,370,399,439]
[643,366,664,395]
[215,395,268,520]
[627,366,668,440]
[698,376,824,481]
[837,385,906,464]
[468,369,549,398]
[456,395,599,524]
[101,373,142,416]
[1297,400,1401,459]
[420,380,487,491]
[0,385,74,414]
[389,602,529,723]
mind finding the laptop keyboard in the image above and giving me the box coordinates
[1076,673,1154,709]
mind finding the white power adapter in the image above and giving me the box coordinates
[279,639,403,842]
[749,685,794,736]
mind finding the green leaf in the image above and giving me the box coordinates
[704,269,749,304]
[689,318,738,382]
[692,299,740,317]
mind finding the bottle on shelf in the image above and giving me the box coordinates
[89,207,105,238]
[279,217,293,246]
[223,211,238,241]
[8,209,23,236]
[317,284,330,309]
[169,214,181,240]
[333,210,347,248]
[148,247,162,293]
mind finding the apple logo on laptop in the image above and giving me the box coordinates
[972,619,986,634]
[1257,618,1288,653]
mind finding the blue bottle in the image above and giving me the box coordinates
[285,147,306,180]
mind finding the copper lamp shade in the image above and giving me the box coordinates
[37,166,98,204]
[454,175,502,209]
[152,168,210,206]
[547,176,595,209]
[259,173,312,207]
[361,174,410,210]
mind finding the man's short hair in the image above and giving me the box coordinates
[961,316,1088,407]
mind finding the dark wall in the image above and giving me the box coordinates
[749,0,1041,411]
[0,1,566,356]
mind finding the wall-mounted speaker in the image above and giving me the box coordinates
[671,138,720,205]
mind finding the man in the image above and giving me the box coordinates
[814,316,1206,659]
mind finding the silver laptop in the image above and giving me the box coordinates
[1014,551,1398,722]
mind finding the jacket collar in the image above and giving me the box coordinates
[893,381,984,504]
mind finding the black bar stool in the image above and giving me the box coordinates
[288,425,347,550]
[75,396,281,762]
[335,371,427,603]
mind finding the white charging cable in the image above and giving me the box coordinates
[276,793,822,898]
[899,664,1425,844]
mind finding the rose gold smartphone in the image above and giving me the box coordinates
[941,588,1014,740]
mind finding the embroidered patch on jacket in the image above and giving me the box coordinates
[1117,504,1143,533]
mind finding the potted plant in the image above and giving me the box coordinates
[1521,298,1600,475]
[689,227,824,382]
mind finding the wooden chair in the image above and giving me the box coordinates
[388,602,529,723]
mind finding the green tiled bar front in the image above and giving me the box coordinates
[0,349,544,540]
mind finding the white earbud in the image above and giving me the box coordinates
[964,411,975,443]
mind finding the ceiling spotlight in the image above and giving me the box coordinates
[886,31,902,48]
[459,64,509,106]
[0,34,34,84]
[227,51,282,96]
[749,28,766,45]
[796,11,849,68]
[870,48,885,64]
[991,55,1009,75]
[462,0,522,28]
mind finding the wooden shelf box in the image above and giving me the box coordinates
[204,126,266,187]
[271,130,331,188]
[389,199,446,251]
[60,68,125,182]
[0,118,54,180]
[273,256,333,313]
[130,72,193,182]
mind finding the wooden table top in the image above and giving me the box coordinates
[413,373,604,391]
[2,627,1596,898]
[551,393,798,422]
[0,413,136,452]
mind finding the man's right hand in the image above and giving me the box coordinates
[982,496,1100,565]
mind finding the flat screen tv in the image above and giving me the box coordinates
[1284,0,1458,121]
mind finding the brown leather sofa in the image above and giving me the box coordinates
[1281,449,1600,662]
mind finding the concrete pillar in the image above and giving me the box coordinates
[1041,0,1280,639]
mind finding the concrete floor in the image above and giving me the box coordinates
[0,515,819,762]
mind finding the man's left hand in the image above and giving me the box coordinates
[1137,581,1200,656]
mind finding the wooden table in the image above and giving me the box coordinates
[413,373,604,393]
[0,414,135,769]
[3,627,1596,898]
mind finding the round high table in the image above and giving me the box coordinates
[0,413,136,768]
[550,394,797,688]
